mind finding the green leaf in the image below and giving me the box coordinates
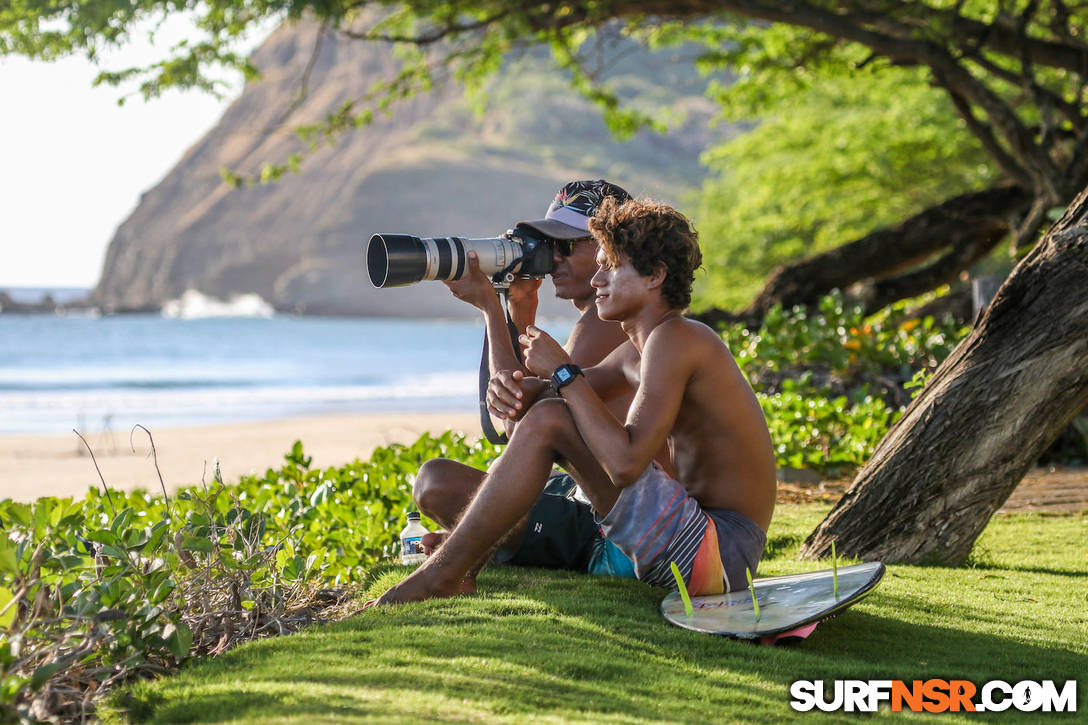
[85,529,119,546]
[0,541,17,573]
[30,660,66,691]
[0,587,16,629]
[143,520,171,555]
[100,544,129,561]
[181,536,214,554]
[156,574,178,597]
[110,508,133,534]
[166,621,193,660]
[669,562,693,617]
[3,503,32,527]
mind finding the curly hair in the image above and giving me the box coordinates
[588,197,703,309]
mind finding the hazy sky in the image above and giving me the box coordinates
[0,16,276,289]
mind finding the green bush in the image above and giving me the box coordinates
[722,290,969,388]
[0,431,502,722]
[759,386,901,472]
[719,290,971,473]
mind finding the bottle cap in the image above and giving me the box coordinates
[406,511,421,521]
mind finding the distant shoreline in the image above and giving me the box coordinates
[0,286,95,314]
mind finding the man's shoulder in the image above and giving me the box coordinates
[648,316,722,350]
[643,317,732,375]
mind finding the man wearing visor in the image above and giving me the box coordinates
[412,179,641,590]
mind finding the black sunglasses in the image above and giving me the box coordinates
[556,237,592,257]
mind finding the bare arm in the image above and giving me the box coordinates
[505,278,543,335]
[523,322,696,487]
[487,339,635,421]
[444,252,531,376]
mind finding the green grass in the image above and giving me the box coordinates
[105,506,1086,723]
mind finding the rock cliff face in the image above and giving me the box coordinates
[92,22,716,317]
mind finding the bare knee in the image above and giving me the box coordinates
[413,459,452,512]
[513,398,575,442]
[412,458,483,528]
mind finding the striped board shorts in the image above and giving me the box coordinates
[595,463,767,594]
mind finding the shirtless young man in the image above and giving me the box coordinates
[412,180,641,580]
[368,198,776,606]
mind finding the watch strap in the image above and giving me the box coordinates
[551,363,583,394]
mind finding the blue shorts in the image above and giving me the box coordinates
[500,473,635,578]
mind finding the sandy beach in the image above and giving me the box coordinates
[0,412,481,503]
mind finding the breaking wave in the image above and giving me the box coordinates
[162,290,275,319]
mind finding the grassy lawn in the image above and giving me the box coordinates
[104,505,1086,723]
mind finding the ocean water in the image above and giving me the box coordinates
[0,312,573,435]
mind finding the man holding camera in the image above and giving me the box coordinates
[368,197,775,607]
[413,180,642,587]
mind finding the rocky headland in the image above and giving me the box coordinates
[91,21,720,317]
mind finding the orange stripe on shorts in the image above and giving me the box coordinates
[687,514,725,596]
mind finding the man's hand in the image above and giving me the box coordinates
[506,276,542,334]
[487,369,547,419]
[520,325,573,379]
[443,251,497,310]
[506,276,543,306]
[487,369,526,420]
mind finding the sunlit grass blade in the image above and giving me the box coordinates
[670,561,693,616]
[746,567,760,622]
[832,540,839,598]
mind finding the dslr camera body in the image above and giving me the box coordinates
[367,224,557,289]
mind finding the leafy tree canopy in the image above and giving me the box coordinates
[6,1,1087,311]
[688,25,999,309]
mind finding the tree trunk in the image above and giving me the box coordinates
[801,185,1088,564]
[740,185,1030,322]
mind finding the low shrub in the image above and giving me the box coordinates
[719,290,970,473]
[0,431,501,722]
[759,386,901,472]
[722,289,969,398]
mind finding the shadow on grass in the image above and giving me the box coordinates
[115,567,1087,724]
[959,563,1088,578]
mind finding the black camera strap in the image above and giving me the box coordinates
[478,287,523,445]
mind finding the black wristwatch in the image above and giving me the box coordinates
[551,363,583,394]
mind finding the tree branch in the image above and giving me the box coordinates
[739,184,1029,321]
[961,50,1083,131]
[648,1,1064,204]
[849,0,1088,73]
[267,20,329,132]
[941,78,1033,187]
[860,232,1005,312]
[339,9,513,45]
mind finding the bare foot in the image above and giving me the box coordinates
[418,532,475,592]
[363,561,465,608]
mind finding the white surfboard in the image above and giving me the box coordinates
[661,561,885,641]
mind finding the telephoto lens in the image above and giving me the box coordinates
[366,232,551,288]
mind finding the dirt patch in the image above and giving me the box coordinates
[775,465,1088,513]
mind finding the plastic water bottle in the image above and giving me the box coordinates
[400,512,429,565]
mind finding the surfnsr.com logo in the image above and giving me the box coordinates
[790,679,1077,713]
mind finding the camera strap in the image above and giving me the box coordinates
[478,288,522,445]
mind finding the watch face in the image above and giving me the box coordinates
[557,368,573,383]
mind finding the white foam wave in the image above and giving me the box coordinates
[162,290,275,319]
[0,371,478,433]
